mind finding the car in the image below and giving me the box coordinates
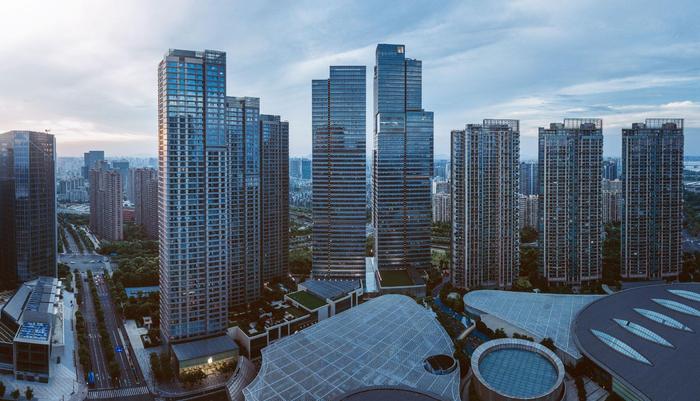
[70,261,76,264]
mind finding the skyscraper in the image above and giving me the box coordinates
[289,158,302,179]
[133,167,158,239]
[158,49,229,342]
[301,158,312,180]
[602,179,622,224]
[227,96,262,306]
[0,131,56,288]
[538,119,603,287]
[451,120,520,290]
[602,159,618,181]
[260,114,289,283]
[112,159,130,197]
[89,162,123,241]
[519,161,538,195]
[312,66,367,278]
[622,119,683,279]
[83,150,104,179]
[373,44,433,274]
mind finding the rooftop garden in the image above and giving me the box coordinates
[287,290,327,310]
[379,270,413,287]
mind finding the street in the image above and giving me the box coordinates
[80,272,111,389]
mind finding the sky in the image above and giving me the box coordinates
[1,0,699,159]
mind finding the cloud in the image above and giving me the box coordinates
[0,0,698,159]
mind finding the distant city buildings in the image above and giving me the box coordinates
[111,159,130,197]
[519,194,539,230]
[622,119,683,280]
[602,158,619,180]
[82,150,104,179]
[538,119,603,287]
[372,44,433,276]
[132,167,158,239]
[602,179,622,224]
[301,158,311,180]
[451,120,519,290]
[57,177,88,203]
[0,131,57,288]
[89,161,123,241]
[289,157,302,179]
[519,161,538,195]
[311,65,367,278]
[432,192,450,223]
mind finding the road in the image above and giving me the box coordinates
[80,272,112,389]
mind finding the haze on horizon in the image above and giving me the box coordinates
[1,0,699,159]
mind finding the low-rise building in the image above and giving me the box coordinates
[0,277,63,382]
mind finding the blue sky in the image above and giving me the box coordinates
[0,0,698,159]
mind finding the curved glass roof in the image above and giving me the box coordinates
[634,308,693,332]
[668,289,700,303]
[613,318,673,348]
[652,298,700,318]
[479,348,557,398]
[591,329,651,365]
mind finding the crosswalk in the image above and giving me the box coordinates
[87,386,150,399]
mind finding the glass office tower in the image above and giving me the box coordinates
[158,49,229,342]
[0,131,56,289]
[373,44,433,274]
[82,150,104,179]
[622,119,683,279]
[451,120,520,290]
[538,119,603,287]
[312,66,367,278]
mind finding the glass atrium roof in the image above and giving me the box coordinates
[634,308,693,332]
[463,290,602,359]
[612,318,673,348]
[667,289,700,303]
[479,348,557,398]
[243,294,460,401]
[590,329,651,365]
[652,298,700,318]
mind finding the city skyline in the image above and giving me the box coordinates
[1,1,699,159]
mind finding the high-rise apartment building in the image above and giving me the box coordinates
[82,150,104,179]
[621,119,683,279]
[538,119,603,287]
[518,194,539,230]
[602,179,622,224]
[89,162,123,241]
[602,159,619,181]
[158,49,229,342]
[260,114,289,283]
[132,168,158,239]
[432,193,451,223]
[519,161,538,195]
[451,120,519,289]
[0,131,56,288]
[312,66,367,278]
[373,44,433,274]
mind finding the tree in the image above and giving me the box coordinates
[10,389,19,400]
[575,376,586,401]
[160,352,173,381]
[180,369,206,387]
[494,328,507,339]
[149,353,162,381]
[540,337,556,352]
[520,226,538,243]
[24,387,34,401]
[0,381,5,398]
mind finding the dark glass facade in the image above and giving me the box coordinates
[0,131,56,288]
[312,66,367,278]
[373,44,433,273]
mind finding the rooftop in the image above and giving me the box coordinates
[171,335,238,362]
[300,279,361,301]
[378,270,413,287]
[16,321,50,343]
[243,295,460,401]
[573,283,700,401]
[464,290,603,359]
[286,290,327,310]
[124,286,159,298]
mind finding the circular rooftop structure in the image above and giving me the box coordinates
[333,386,447,401]
[572,283,700,401]
[471,339,565,401]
